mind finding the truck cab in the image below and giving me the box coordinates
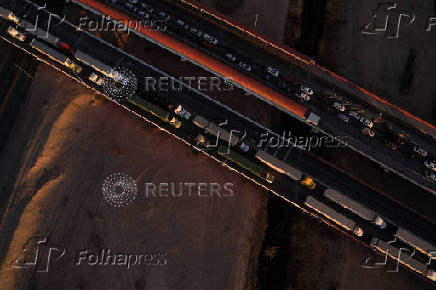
[300,176,317,190]
[352,225,364,237]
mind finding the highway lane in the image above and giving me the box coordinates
[96,0,436,193]
[3,2,436,277]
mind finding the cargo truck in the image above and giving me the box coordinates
[128,95,181,128]
[255,150,316,190]
[323,189,387,229]
[371,238,436,281]
[29,39,82,73]
[305,112,320,126]
[74,50,113,77]
[304,196,364,236]
[192,115,239,146]
[218,145,274,183]
[18,20,60,46]
[394,228,436,259]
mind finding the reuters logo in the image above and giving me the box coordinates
[102,172,138,207]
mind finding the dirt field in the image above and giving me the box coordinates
[0,64,268,289]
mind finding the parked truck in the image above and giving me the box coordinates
[192,115,239,146]
[323,189,387,229]
[29,39,82,73]
[305,112,320,126]
[128,94,181,128]
[255,150,317,190]
[74,50,113,77]
[218,145,274,183]
[371,238,436,281]
[395,228,436,258]
[304,196,364,236]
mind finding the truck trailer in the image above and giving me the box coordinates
[127,95,181,128]
[192,115,239,147]
[371,238,436,281]
[218,145,274,183]
[304,196,363,236]
[74,50,113,77]
[323,189,387,229]
[29,39,82,73]
[395,228,436,259]
[255,150,316,190]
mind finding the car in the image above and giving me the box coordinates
[337,113,349,123]
[361,127,375,138]
[413,145,428,157]
[189,27,203,37]
[385,142,398,151]
[174,105,191,120]
[225,53,236,62]
[360,117,374,128]
[140,3,154,13]
[138,10,150,19]
[425,171,436,182]
[266,66,279,77]
[7,26,26,41]
[238,61,252,72]
[424,161,436,171]
[176,19,185,26]
[203,33,218,45]
[348,111,361,120]
[125,3,138,12]
[332,102,345,112]
[128,0,138,3]
[240,143,250,153]
[278,81,292,93]
[300,85,313,95]
[89,72,104,85]
[295,92,310,101]
[158,11,171,21]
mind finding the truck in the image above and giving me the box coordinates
[192,115,239,146]
[192,115,209,129]
[18,20,60,46]
[323,189,387,229]
[305,112,320,126]
[74,50,113,77]
[371,238,436,281]
[218,145,275,183]
[394,228,436,258]
[255,150,317,190]
[304,196,364,236]
[127,94,181,128]
[29,39,82,73]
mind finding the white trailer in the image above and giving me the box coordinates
[205,122,239,146]
[304,196,363,236]
[255,150,303,181]
[371,238,436,281]
[18,20,60,46]
[324,189,387,229]
[192,115,209,129]
[395,228,436,259]
[74,50,113,77]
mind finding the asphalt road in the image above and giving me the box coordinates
[97,0,436,193]
[2,0,436,275]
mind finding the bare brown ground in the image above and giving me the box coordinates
[0,64,268,290]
